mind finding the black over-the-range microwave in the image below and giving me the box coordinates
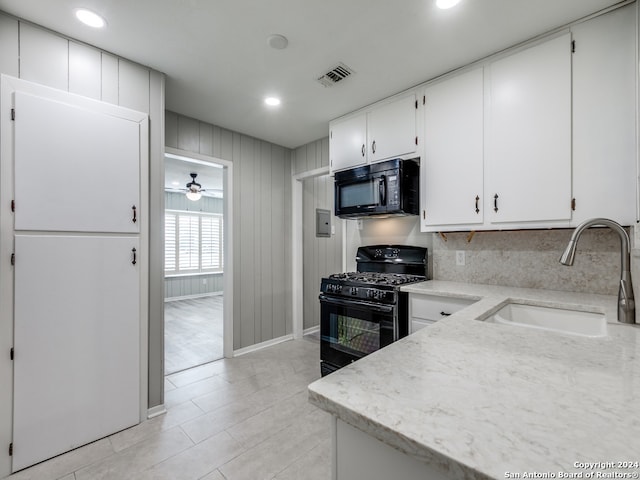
[334,158,420,219]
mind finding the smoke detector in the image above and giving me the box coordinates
[316,62,355,87]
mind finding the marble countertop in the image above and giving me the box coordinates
[308,281,640,480]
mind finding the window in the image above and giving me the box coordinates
[165,210,223,275]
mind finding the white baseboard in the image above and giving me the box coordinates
[233,334,294,357]
[147,404,167,419]
[303,325,320,336]
[164,291,222,302]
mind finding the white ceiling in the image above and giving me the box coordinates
[0,0,626,149]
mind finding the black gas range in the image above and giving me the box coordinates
[319,245,428,376]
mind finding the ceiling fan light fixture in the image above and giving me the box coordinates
[186,190,202,201]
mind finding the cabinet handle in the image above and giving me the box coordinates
[372,140,376,154]
[440,311,451,317]
[475,195,480,214]
[493,194,499,213]
[132,205,137,223]
[132,247,137,265]
[361,144,365,157]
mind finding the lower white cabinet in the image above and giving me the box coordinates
[335,418,449,480]
[409,294,476,333]
[12,234,140,471]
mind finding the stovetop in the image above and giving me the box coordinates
[328,271,425,287]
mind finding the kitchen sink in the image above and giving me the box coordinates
[481,303,607,337]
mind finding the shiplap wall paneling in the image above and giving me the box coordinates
[19,23,68,90]
[0,14,18,77]
[165,274,223,299]
[239,136,260,347]
[69,42,101,100]
[119,60,150,113]
[167,111,293,350]
[295,138,342,331]
[272,145,290,339]
[101,53,119,104]
[260,141,274,342]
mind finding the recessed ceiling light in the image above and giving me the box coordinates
[75,9,106,28]
[264,97,281,107]
[436,0,462,9]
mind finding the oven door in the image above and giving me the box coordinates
[319,294,395,374]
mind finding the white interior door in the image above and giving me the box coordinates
[12,234,140,471]
[14,91,141,233]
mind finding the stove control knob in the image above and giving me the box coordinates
[350,287,358,296]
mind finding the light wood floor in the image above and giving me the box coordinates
[165,296,224,375]
[8,336,329,480]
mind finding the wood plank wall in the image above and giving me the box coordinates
[0,11,166,476]
[291,138,343,331]
[165,111,293,350]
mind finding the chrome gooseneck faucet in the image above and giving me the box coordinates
[559,218,635,324]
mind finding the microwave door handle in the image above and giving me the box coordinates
[379,175,387,206]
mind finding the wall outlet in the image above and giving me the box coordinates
[202,278,207,285]
[357,219,364,230]
[455,250,466,266]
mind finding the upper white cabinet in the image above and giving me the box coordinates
[329,113,368,172]
[14,91,142,233]
[330,93,417,173]
[422,68,484,228]
[367,94,417,163]
[571,4,637,226]
[486,33,572,225]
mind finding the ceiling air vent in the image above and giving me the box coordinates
[316,63,354,87]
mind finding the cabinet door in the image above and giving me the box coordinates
[422,68,484,228]
[571,5,637,225]
[487,33,572,224]
[329,114,367,172]
[367,94,417,163]
[14,91,141,233]
[12,234,140,471]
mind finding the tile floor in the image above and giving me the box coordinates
[165,296,224,375]
[8,336,330,480]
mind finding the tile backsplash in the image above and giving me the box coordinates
[432,228,631,296]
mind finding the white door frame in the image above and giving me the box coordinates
[292,166,346,339]
[164,147,234,359]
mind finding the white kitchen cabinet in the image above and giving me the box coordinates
[422,68,484,228]
[367,93,417,163]
[409,293,476,333]
[12,235,140,471]
[329,113,367,172]
[329,93,417,173]
[571,5,637,225]
[14,90,141,233]
[486,33,572,225]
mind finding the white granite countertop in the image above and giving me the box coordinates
[308,281,640,480]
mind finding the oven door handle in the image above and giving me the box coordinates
[319,294,394,313]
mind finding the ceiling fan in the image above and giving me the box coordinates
[185,173,205,201]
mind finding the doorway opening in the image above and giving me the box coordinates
[164,152,226,374]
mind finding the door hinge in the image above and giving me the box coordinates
[8,443,12,456]
[571,198,576,211]
[10,254,14,266]
[11,200,14,212]
[10,109,15,121]
[571,40,576,53]
[10,348,13,360]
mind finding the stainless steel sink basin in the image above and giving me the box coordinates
[482,303,607,337]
